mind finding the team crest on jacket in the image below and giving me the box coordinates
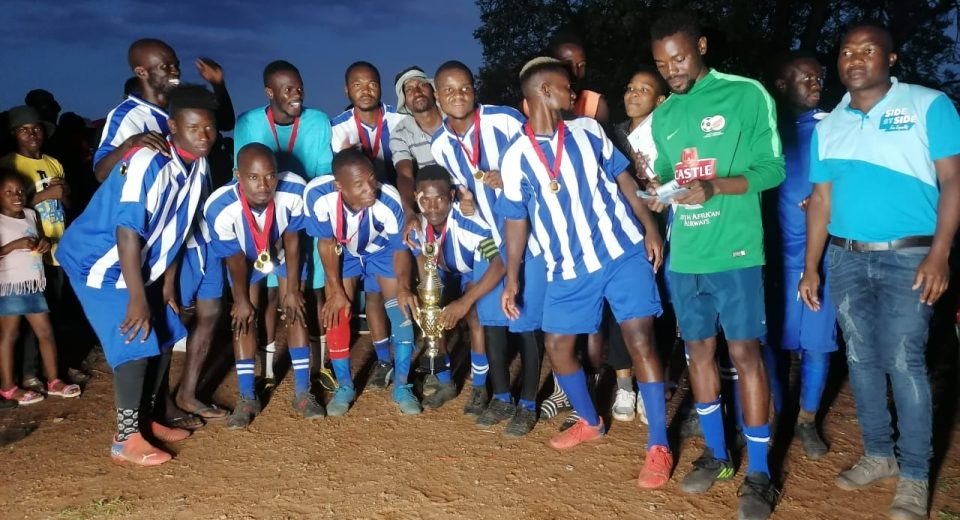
[700,115,726,136]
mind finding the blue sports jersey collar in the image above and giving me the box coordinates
[840,77,900,118]
[797,108,825,124]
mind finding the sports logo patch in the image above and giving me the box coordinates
[879,107,917,131]
[700,115,726,135]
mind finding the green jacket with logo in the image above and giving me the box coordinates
[652,69,785,274]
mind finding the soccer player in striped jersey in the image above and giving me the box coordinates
[94,38,234,183]
[500,58,673,488]
[93,38,235,429]
[56,85,217,466]
[234,60,334,385]
[204,143,324,428]
[431,60,547,418]
[329,61,405,388]
[303,148,420,416]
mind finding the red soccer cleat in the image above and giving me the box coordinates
[110,433,172,467]
[547,418,605,450]
[637,445,674,489]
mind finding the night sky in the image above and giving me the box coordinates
[1,0,483,123]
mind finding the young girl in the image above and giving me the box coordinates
[0,169,79,404]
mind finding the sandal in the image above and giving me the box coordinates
[0,385,44,405]
[47,379,81,398]
[167,412,205,431]
[186,404,228,421]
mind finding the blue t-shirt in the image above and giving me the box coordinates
[234,106,333,180]
[810,78,960,241]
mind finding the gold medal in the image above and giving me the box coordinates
[473,170,484,181]
[335,243,343,256]
[548,179,561,194]
[255,249,274,273]
[257,250,271,264]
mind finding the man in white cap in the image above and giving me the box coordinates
[389,66,444,220]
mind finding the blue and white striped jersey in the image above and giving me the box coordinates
[431,104,525,249]
[203,172,307,271]
[499,117,644,281]
[57,146,207,289]
[94,95,170,168]
[408,205,495,274]
[330,103,405,177]
[302,175,406,258]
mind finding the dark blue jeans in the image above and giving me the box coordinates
[826,245,933,481]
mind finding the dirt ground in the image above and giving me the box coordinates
[1,326,958,520]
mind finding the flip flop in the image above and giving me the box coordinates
[187,404,228,421]
[47,379,81,398]
[167,413,205,431]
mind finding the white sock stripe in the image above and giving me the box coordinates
[236,362,255,369]
[696,403,722,415]
[745,434,770,443]
[384,298,399,308]
[236,369,255,375]
[472,364,489,374]
[292,361,311,368]
[373,339,390,346]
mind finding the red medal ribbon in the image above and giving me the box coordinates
[425,221,446,266]
[335,193,366,250]
[266,107,300,153]
[174,146,199,163]
[353,107,384,161]
[524,120,565,183]
[237,182,275,256]
[450,110,481,170]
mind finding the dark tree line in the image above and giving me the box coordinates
[473,0,960,118]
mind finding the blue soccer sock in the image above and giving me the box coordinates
[762,343,784,415]
[470,352,489,387]
[638,382,668,449]
[373,337,391,363]
[436,355,452,384]
[695,398,729,460]
[743,423,772,477]
[800,351,830,415]
[289,346,311,395]
[493,392,512,403]
[394,342,413,385]
[235,359,256,400]
[519,399,536,411]
[331,358,353,389]
[555,369,599,426]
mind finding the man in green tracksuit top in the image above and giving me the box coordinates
[648,12,784,520]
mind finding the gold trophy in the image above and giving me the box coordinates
[415,242,445,368]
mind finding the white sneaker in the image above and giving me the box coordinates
[612,388,637,422]
[636,392,648,425]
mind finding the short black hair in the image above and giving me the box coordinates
[415,164,453,188]
[629,64,669,97]
[0,168,26,189]
[547,31,585,57]
[651,11,702,43]
[236,142,276,169]
[166,84,218,118]
[332,148,373,178]
[263,60,301,86]
[435,60,474,85]
[520,60,569,97]
[770,49,821,83]
[345,61,380,84]
[841,21,896,53]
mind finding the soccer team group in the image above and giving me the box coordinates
[9,10,958,520]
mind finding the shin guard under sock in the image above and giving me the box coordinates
[289,346,311,394]
[373,337,391,363]
[743,423,772,477]
[638,382,668,449]
[555,369,599,426]
[394,342,413,385]
[696,398,729,460]
[235,359,256,400]
[332,358,353,389]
